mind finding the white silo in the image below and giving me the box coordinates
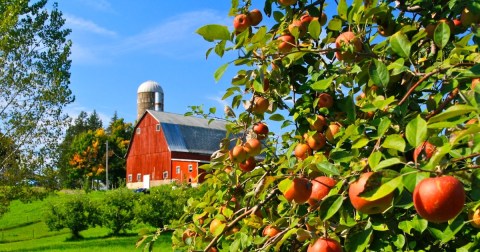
[137,80,163,119]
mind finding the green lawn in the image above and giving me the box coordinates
[0,192,172,252]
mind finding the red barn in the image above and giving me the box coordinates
[125,110,227,189]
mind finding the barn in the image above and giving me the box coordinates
[125,109,227,189]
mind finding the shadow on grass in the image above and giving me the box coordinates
[65,232,139,242]
[0,220,42,231]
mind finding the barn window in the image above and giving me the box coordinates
[137,173,141,182]
[176,166,180,174]
[156,124,161,131]
[136,128,141,134]
[188,164,193,173]
[128,174,132,182]
[163,171,168,179]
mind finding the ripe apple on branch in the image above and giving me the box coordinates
[159,0,480,251]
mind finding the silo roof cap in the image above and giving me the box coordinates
[137,80,163,93]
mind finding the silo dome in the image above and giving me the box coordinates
[137,80,163,93]
[137,80,164,119]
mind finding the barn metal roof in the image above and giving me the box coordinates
[147,110,227,155]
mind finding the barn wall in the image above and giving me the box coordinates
[126,113,171,188]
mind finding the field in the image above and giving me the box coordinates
[0,192,172,252]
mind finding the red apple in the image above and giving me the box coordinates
[325,123,341,143]
[277,34,296,53]
[472,78,479,90]
[230,145,247,163]
[317,93,333,109]
[308,176,336,206]
[310,115,327,131]
[252,96,269,114]
[413,176,465,223]
[244,138,262,157]
[248,9,263,26]
[304,132,326,151]
[348,172,394,214]
[239,156,256,172]
[335,31,363,61]
[278,0,297,6]
[288,19,306,37]
[469,207,480,228]
[307,237,343,252]
[413,141,436,163]
[283,177,312,204]
[233,14,251,33]
[253,122,269,139]
[263,225,281,237]
[294,143,312,160]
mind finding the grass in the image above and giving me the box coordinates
[0,191,173,252]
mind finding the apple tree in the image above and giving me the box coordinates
[168,0,479,251]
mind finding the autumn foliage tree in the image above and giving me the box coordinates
[163,0,480,251]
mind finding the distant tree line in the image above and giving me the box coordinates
[56,111,133,190]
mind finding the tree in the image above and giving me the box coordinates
[45,194,100,239]
[105,112,133,188]
[100,188,137,235]
[59,112,132,189]
[166,0,480,251]
[57,111,106,188]
[0,0,73,216]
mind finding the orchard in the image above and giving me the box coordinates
[168,0,480,251]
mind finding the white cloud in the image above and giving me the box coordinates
[65,14,117,37]
[113,9,230,58]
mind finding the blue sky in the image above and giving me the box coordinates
[57,0,252,125]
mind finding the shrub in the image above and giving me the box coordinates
[44,193,100,239]
[135,184,207,228]
[100,188,138,235]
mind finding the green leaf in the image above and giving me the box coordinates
[382,134,406,152]
[327,17,343,31]
[345,225,373,252]
[316,162,340,176]
[311,77,333,91]
[406,115,427,147]
[278,178,292,195]
[428,215,464,243]
[251,26,267,43]
[368,152,382,170]
[319,195,343,221]
[398,215,428,235]
[308,19,321,40]
[360,175,401,201]
[428,104,477,123]
[338,0,348,20]
[369,59,390,87]
[196,24,230,42]
[352,137,369,149]
[374,158,404,171]
[377,117,391,137]
[434,21,450,49]
[269,114,285,121]
[214,63,229,82]
[390,32,411,58]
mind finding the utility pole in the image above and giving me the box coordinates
[106,140,109,190]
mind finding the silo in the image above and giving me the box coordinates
[137,80,163,119]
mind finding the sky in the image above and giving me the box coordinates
[56,0,253,125]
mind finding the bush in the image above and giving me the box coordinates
[44,193,100,239]
[100,188,138,235]
[135,184,207,228]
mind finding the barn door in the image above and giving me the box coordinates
[143,174,150,189]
